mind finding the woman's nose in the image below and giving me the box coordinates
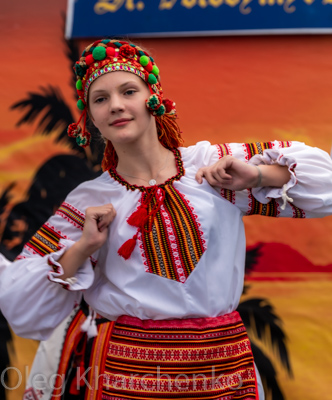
[109,95,124,113]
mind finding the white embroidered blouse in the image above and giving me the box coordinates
[1,140,332,340]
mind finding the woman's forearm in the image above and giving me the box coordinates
[57,240,92,280]
[257,164,291,188]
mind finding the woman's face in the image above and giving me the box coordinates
[88,71,156,147]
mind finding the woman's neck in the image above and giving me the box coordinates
[114,139,175,185]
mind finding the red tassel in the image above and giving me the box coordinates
[127,206,148,227]
[118,235,137,260]
[69,378,80,395]
[69,360,86,394]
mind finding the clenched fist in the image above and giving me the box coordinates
[57,204,116,280]
[80,204,117,255]
[195,156,259,191]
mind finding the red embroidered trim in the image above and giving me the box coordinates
[117,311,241,330]
[246,192,280,217]
[215,144,235,205]
[215,143,232,158]
[290,203,306,218]
[56,202,85,230]
[24,224,63,258]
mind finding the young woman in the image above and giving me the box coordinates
[1,39,332,400]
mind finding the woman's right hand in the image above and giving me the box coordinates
[79,204,117,256]
[57,204,116,280]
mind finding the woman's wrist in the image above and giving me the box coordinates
[254,166,262,188]
[255,164,291,188]
[73,239,96,260]
[56,240,93,280]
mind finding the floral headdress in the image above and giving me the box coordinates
[68,39,183,170]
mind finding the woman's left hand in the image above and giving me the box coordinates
[195,156,259,191]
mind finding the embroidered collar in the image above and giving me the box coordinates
[108,148,184,192]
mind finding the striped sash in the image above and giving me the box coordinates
[101,311,257,400]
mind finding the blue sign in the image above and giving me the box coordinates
[66,0,332,39]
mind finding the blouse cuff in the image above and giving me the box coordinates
[249,149,297,205]
[47,239,95,291]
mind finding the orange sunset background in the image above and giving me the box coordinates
[1,0,332,399]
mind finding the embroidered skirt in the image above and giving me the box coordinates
[85,311,258,400]
[52,310,258,400]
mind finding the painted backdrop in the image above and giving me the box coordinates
[1,1,332,399]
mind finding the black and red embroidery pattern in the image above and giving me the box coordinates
[139,185,207,283]
[23,223,62,258]
[56,202,85,230]
[19,202,86,260]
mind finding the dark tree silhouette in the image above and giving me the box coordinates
[11,85,77,145]
[237,245,292,400]
[0,155,100,261]
[0,310,12,400]
[0,183,15,239]
[251,343,286,400]
[0,185,15,400]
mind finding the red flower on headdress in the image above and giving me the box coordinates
[119,44,136,59]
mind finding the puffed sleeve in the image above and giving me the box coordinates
[0,183,97,340]
[189,140,332,218]
[249,141,332,217]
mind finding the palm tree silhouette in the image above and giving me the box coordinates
[238,245,292,400]
[0,25,292,400]
[10,21,104,169]
[0,184,15,400]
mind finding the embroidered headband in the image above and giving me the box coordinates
[68,39,182,159]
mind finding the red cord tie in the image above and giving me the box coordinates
[67,108,91,148]
[118,187,165,260]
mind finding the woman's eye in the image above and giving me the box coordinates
[125,90,136,95]
[95,97,105,103]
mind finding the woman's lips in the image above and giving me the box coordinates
[111,119,132,127]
